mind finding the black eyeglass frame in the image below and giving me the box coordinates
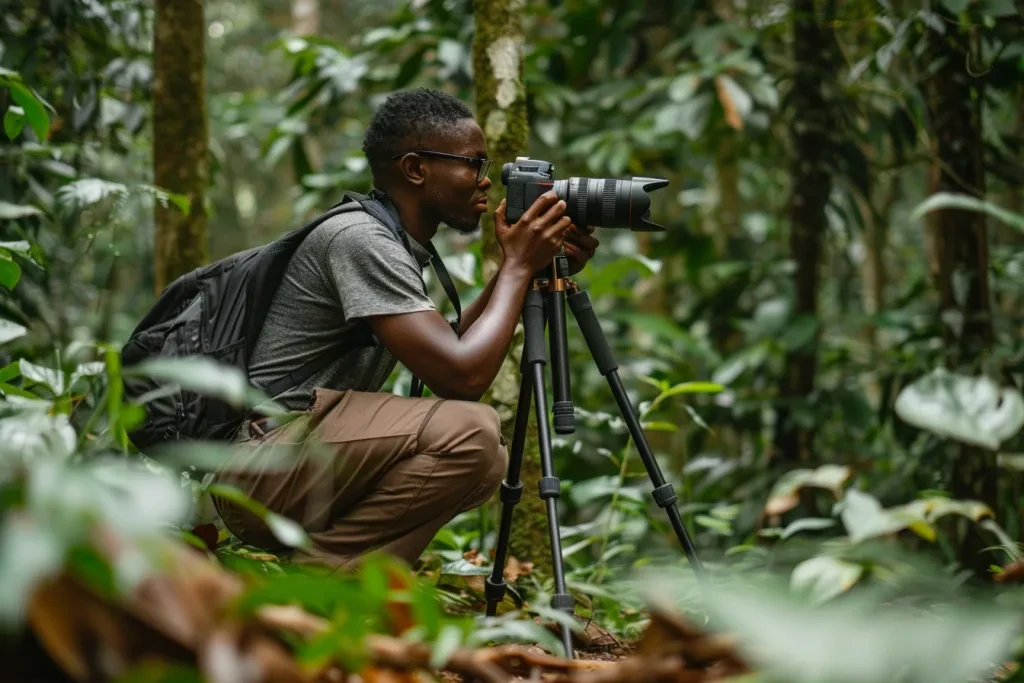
[391,150,492,183]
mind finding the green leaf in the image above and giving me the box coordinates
[791,555,864,605]
[0,241,32,255]
[0,202,41,221]
[0,258,21,290]
[128,357,284,414]
[910,192,1024,233]
[439,559,490,577]
[765,465,852,516]
[0,320,27,345]
[940,0,969,12]
[695,514,731,535]
[430,623,464,668]
[840,489,933,543]
[781,517,836,540]
[4,106,25,140]
[686,577,1019,683]
[265,512,310,549]
[780,315,820,350]
[0,518,64,626]
[19,359,63,394]
[7,82,49,140]
[668,74,701,102]
[206,484,308,548]
[55,178,128,211]
[894,368,1024,450]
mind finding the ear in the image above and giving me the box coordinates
[397,153,427,186]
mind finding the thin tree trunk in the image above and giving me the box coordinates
[291,0,319,35]
[921,10,995,574]
[472,0,550,574]
[292,0,322,177]
[153,0,208,293]
[772,0,837,463]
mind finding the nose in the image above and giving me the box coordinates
[478,175,492,189]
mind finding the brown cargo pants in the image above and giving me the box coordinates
[211,387,508,569]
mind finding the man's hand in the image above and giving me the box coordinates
[562,223,599,275]
[495,192,572,275]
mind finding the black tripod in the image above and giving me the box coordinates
[483,253,704,659]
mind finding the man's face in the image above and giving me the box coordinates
[422,118,492,234]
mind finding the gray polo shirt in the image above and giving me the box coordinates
[247,210,436,411]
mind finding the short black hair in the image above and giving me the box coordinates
[362,88,474,183]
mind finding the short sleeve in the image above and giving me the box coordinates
[323,220,436,320]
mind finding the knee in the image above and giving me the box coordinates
[449,401,507,486]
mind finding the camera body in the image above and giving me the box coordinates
[501,156,668,231]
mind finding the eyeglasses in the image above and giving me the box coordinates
[391,150,492,184]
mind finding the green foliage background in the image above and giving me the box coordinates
[3,1,1024,680]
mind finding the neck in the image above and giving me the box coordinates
[383,186,439,247]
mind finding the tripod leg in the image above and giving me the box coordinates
[520,288,575,658]
[485,358,532,617]
[567,290,704,577]
[531,361,576,658]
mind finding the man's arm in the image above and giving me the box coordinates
[457,269,499,336]
[371,261,532,401]
[371,193,571,401]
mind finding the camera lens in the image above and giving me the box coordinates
[553,177,668,231]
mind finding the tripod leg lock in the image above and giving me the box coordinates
[551,592,574,612]
[485,576,507,604]
[652,483,678,508]
[500,480,523,504]
[538,476,561,500]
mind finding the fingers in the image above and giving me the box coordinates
[521,190,561,223]
[565,229,599,251]
[545,215,572,242]
[494,199,507,228]
[538,197,567,227]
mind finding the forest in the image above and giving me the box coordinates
[2,0,1024,681]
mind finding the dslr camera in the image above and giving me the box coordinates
[501,157,668,231]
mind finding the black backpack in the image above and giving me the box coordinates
[120,189,461,452]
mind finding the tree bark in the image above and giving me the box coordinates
[291,0,320,36]
[472,0,550,573]
[153,0,208,293]
[921,10,995,574]
[772,0,837,463]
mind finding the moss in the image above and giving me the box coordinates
[153,0,209,292]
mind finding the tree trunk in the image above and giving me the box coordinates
[153,0,208,293]
[921,10,996,574]
[292,0,322,177]
[772,0,837,463]
[291,0,320,35]
[472,0,550,574]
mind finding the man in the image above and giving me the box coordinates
[212,88,600,570]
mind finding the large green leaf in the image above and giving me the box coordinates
[894,368,1024,450]
[0,202,40,222]
[910,192,1024,233]
[765,465,852,516]
[677,576,1020,683]
[3,106,25,141]
[0,258,21,290]
[791,555,864,605]
[127,357,285,414]
[0,320,26,345]
[6,82,49,140]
